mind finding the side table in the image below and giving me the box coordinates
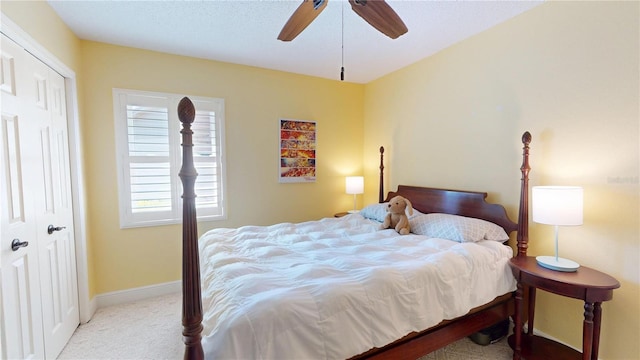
[508,256,620,360]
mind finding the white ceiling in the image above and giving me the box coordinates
[47,0,543,84]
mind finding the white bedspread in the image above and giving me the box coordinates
[199,214,516,360]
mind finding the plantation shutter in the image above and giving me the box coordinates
[193,110,220,211]
[114,89,226,228]
[126,104,172,213]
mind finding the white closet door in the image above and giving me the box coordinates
[23,40,80,360]
[1,33,46,360]
[1,32,79,359]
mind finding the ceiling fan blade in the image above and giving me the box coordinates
[278,0,329,41]
[348,0,408,39]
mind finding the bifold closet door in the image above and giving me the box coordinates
[1,33,79,359]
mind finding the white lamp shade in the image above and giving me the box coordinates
[532,186,583,226]
[345,176,364,195]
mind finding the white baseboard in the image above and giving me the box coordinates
[81,297,98,324]
[95,280,181,309]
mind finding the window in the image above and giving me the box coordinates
[113,89,226,228]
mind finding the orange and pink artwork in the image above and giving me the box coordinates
[279,119,316,183]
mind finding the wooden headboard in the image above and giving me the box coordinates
[384,186,518,234]
[376,131,531,248]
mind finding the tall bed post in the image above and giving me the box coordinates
[517,131,531,257]
[379,146,385,203]
[178,97,204,360]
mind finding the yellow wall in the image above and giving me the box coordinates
[80,42,364,294]
[3,2,364,295]
[363,2,639,359]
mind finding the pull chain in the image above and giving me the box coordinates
[340,0,345,81]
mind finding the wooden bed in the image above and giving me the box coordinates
[177,97,532,360]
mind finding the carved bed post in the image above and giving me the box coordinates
[379,146,385,203]
[178,97,204,360]
[517,131,532,257]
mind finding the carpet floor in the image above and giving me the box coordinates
[58,292,513,359]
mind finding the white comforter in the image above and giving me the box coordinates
[199,214,516,360]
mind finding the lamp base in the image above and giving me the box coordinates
[536,255,580,272]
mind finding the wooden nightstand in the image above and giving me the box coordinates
[508,256,620,360]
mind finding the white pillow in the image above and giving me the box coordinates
[359,203,389,222]
[360,202,423,222]
[410,213,509,242]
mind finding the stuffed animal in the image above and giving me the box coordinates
[381,195,413,235]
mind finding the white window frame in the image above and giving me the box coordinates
[113,88,227,228]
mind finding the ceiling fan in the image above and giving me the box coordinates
[277,0,408,42]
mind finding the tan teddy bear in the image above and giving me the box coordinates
[381,195,413,235]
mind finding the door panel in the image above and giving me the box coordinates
[22,41,79,360]
[1,34,45,360]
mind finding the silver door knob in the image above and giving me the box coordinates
[11,238,29,251]
[47,224,66,235]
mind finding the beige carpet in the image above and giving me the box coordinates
[58,293,183,360]
[58,292,512,359]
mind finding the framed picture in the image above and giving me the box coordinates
[279,119,316,183]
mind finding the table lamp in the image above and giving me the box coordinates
[345,176,364,213]
[532,186,583,272]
